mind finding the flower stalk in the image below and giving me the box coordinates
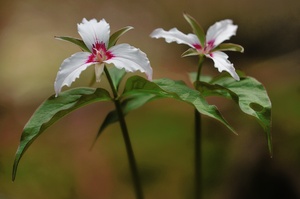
[194,109,202,199]
[150,15,244,198]
[104,66,144,199]
[194,56,204,199]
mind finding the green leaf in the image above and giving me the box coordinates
[107,66,126,91]
[92,76,239,147]
[196,76,272,155]
[12,88,112,181]
[213,43,244,53]
[55,36,90,52]
[122,93,161,114]
[121,76,236,134]
[183,13,206,47]
[181,48,199,57]
[108,26,134,48]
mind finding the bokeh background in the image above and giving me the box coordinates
[1,0,300,198]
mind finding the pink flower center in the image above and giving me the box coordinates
[87,42,114,63]
[193,40,215,55]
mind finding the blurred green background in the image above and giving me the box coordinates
[1,0,300,198]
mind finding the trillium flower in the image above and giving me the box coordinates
[54,18,153,96]
[150,14,243,80]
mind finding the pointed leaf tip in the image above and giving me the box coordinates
[198,75,272,155]
[183,13,206,46]
[12,88,112,180]
[55,36,90,52]
[108,26,134,48]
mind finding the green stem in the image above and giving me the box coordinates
[194,109,201,199]
[194,55,204,199]
[196,55,205,82]
[104,66,144,199]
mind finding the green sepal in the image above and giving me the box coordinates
[55,36,90,52]
[183,13,206,47]
[196,75,272,155]
[213,43,244,53]
[12,88,112,181]
[55,26,134,52]
[108,26,134,48]
[181,48,199,57]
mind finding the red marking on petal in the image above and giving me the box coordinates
[91,41,114,62]
[86,54,96,63]
[106,50,114,60]
[207,40,215,49]
[207,40,215,46]
[203,40,215,53]
[193,43,202,50]
[209,53,213,57]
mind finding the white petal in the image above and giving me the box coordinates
[150,28,200,48]
[77,18,110,51]
[206,19,237,47]
[207,51,240,80]
[104,44,153,80]
[54,52,96,96]
[95,63,104,82]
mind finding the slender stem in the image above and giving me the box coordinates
[104,66,119,99]
[104,66,144,199]
[196,55,205,82]
[194,109,202,199]
[194,55,205,199]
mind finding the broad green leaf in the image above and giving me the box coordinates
[121,76,236,134]
[213,43,244,53]
[183,13,206,47]
[108,26,134,48]
[181,48,199,57]
[55,36,90,52]
[196,76,272,155]
[12,88,112,181]
[107,67,126,90]
[122,93,162,114]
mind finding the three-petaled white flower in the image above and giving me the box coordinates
[54,18,153,96]
[150,17,243,80]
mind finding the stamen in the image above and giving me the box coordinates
[92,42,114,63]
